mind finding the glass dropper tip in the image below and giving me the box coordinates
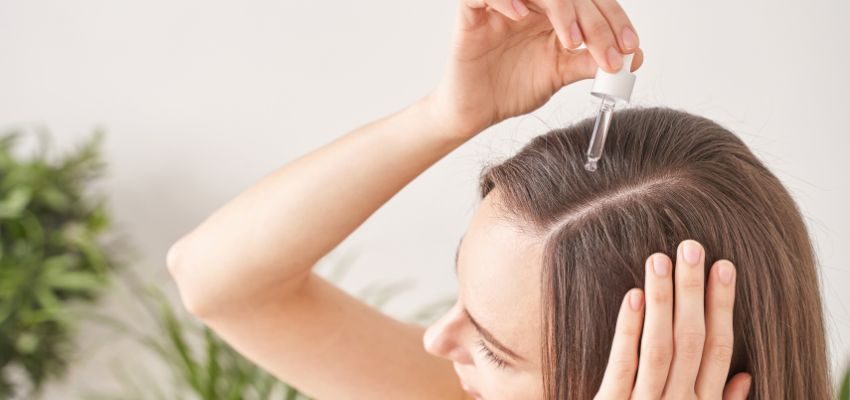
[584,95,616,173]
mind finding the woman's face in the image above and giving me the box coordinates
[423,190,544,400]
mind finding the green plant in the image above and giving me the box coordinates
[840,360,850,400]
[91,251,454,400]
[0,128,123,398]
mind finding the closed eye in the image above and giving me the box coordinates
[476,339,509,369]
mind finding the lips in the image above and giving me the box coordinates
[454,364,484,399]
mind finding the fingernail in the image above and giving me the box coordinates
[718,261,735,285]
[683,240,702,265]
[629,290,643,310]
[652,254,669,277]
[606,46,623,71]
[570,21,583,47]
[512,0,530,17]
[621,26,638,50]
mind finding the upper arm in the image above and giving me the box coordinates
[195,271,466,400]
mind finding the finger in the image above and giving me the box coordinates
[696,260,737,398]
[463,0,487,8]
[663,240,707,397]
[632,253,674,399]
[556,47,597,84]
[629,47,644,72]
[542,0,583,49]
[480,0,530,22]
[596,289,644,399]
[459,0,490,28]
[573,0,622,73]
[591,0,639,53]
[722,373,752,400]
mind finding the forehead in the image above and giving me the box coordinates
[457,191,543,364]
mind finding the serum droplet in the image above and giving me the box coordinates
[584,160,598,172]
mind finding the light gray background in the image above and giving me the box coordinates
[1,0,848,397]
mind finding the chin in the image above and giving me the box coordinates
[453,365,485,399]
[461,384,484,400]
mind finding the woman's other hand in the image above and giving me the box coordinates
[428,0,644,141]
[595,240,753,399]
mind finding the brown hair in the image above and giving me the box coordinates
[477,106,831,399]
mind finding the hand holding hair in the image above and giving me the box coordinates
[594,240,753,400]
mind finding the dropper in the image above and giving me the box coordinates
[584,52,637,172]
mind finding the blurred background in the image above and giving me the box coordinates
[0,0,848,398]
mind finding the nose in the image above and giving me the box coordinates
[423,302,474,364]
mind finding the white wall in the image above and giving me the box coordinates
[1,0,847,397]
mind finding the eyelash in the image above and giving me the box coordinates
[475,339,509,369]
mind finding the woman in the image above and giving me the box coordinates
[166,0,830,398]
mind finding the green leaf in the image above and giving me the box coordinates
[50,271,105,292]
[42,253,82,273]
[37,184,70,212]
[204,328,221,398]
[34,286,62,311]
[15,332,39,354]
[0,186,32,218]
[85,202,110,232]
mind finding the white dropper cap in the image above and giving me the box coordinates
[590,52,636,103]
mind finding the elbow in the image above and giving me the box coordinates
[166,238,216,319]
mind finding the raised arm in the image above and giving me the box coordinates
[166,93,467,319]
[166,92,469,399]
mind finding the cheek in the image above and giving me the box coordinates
[475,360,543,400]
[476,367,544,400]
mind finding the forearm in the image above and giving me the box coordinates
[167,92,470,317]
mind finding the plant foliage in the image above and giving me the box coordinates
[0,128,121,398]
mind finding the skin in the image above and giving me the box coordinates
[167,1,749,399]
[423,189,547,399]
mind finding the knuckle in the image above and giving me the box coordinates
[610,356,637,379]
[711,294,735,312]
[586,19,612,39]
[705,335,735,364]
[649,288,672,304]
[675,331,706,360]
[618,323,641,339]
[679,275,704,291]
[662,394,697,400]
[643,344,673,368]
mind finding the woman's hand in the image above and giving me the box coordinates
[595,240,753,399]
[428,0,644,141]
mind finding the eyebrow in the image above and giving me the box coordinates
[452,234,526,363]
[454,235,463,275]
